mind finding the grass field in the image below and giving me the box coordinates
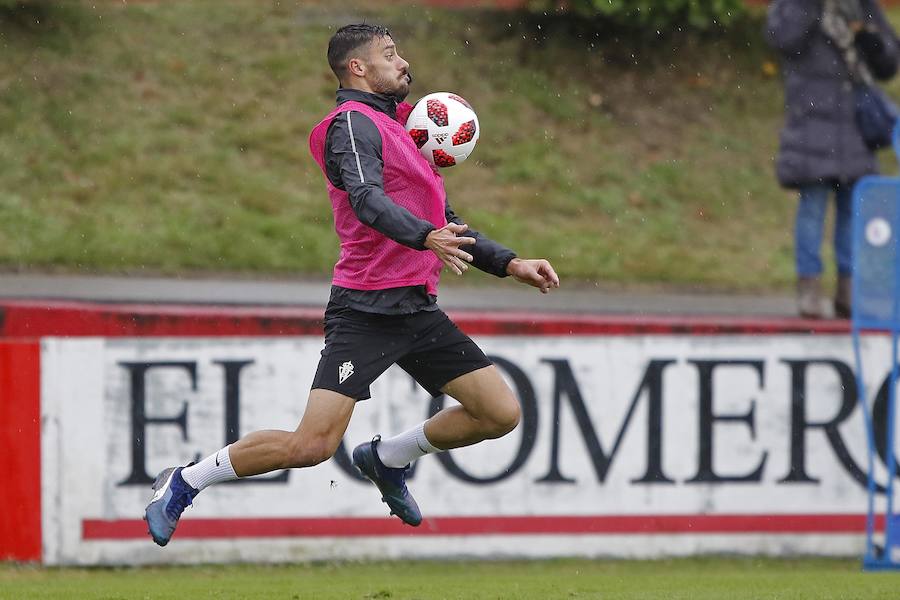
[1,557,898,599]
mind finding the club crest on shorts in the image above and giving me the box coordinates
[338,360,354,384]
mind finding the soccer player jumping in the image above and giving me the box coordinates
[145,23,560,546]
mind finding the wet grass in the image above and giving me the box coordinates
[1,557,897,599]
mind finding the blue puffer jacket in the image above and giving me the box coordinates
[766,0,899,189]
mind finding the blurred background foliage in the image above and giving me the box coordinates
[527,0,746,31]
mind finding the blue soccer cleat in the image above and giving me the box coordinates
[352,436,422,526]
[144,466,199,546]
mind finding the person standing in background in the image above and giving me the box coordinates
[766,0,899,318]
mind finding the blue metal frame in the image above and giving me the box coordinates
[854,123,900,571]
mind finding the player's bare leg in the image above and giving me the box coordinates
[352,365,519,526]
[229,389,356,474]
[144,389,355,546]
[425,365,520,449]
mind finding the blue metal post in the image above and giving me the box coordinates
[855,121,900,570]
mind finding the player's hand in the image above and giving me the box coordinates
[425,222,476,275]
[506,258,560,294]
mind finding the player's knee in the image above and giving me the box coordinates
[484,396,521,439]
[304,442,335,467]
[285,435,338,468]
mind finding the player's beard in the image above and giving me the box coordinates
[371,69,412,102]
[395,71,411,102]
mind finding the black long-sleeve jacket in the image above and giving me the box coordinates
[323,88,516,314]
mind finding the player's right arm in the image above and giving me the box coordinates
[325,110,475,274]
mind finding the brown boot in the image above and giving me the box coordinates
[834,275,851,319]
[797,276,824,319]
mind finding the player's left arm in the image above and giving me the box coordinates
[444,201,514,277]
[505,257,560,294]
[445,201,560,293]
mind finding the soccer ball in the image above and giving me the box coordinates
[405,92,479,168]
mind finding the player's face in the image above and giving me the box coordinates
[364,36,411,100]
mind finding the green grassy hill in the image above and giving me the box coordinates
[1,0,894,290]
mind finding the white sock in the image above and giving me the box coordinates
[181,444,239,491]
[376,422,442,468]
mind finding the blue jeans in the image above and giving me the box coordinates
[795,184,853,277]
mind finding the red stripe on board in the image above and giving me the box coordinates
[0,341,42,561]
[0,300,325,338]
[455,312,850,336]
[82,514,875,540]
[0,300,850,337]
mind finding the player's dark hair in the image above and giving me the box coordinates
[327,23,392,84]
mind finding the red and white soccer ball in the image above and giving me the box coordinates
[405,92,479,168]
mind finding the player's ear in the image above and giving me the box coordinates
[348,56,366,78]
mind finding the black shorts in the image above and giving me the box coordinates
[311,302,493,400]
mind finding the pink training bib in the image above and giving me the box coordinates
[309,101,446,295]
